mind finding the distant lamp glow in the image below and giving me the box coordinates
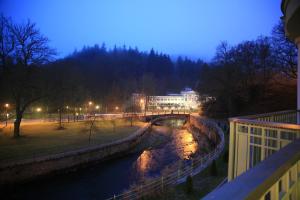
[79,107,82,111]
[75,112,79,116]
[36,107,42,112]
[4,103,9,108]
[115,106,119,110]
[140,99,144,104]
[95,105,100,110]
[6,113,9,117]
[66,106,69,109]
[88,101,93,106]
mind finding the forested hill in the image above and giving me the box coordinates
[49,45,205,110]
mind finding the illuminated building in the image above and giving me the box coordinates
[132,87,201,111]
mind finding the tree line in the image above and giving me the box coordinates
[0,14,297,137]
[48,44,205,112]
[0,15,204,137]
[197,22,297,118]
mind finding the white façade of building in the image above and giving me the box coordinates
[133,87,201,110]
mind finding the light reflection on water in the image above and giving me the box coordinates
[173,129,198,159]
[9,118,201,200]
[135,118,198,180]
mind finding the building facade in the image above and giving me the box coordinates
[132,87,201,111]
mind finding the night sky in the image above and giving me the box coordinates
[1,0,281,60]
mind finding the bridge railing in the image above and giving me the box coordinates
[105,116,225,200]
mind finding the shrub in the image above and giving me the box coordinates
[223,149,229,163]
[185,175,194,194]
[210,160,218,176]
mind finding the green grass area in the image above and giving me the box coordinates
[0,119,145,163]
[143,125,229,200]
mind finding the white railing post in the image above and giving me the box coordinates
[296,38,300,124]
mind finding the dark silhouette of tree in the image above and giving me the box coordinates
[0,16,55,137]
[198,31,296,118]
[271,21,297,79]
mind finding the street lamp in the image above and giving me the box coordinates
[115,106,119,112]
[75,112,79,121]
[36,107,42,112]
[95,105,100,110]
[4,104,9,127]
[66,106,70,122]
[88,101,93,106]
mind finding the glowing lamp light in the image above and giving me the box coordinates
[4,103,9,108]
[79,107,82,111]
[95,105,100,110]
[75,112,79,116]
[88,101,93,106]
[36,107,42,112]
[66,106,69,109]
[140,99,144,103]
[115,106,119,110]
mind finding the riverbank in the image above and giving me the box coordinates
[2,117,190,200]
[139,119,229,200]
[0,119,150,186]
[109,115,225,200]
[0,118,145,163]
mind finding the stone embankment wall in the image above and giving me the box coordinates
[188,115,221,146]
[0,124,151,186]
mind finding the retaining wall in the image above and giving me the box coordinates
[0,124,151,186]
[189,115,220,145]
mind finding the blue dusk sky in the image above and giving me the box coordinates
[1,0,282,61]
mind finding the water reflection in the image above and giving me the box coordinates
[136,150,152,174]
[173,129,198,159]
[10,118,201,200]
[135,118,198,180]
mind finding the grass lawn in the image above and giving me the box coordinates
[0,119,146,163]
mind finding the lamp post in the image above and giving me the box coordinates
[88,101,93,116]
[36,107,42,121]
[75,112,79,122]
[66,106,70,123]
[4,103,9,127]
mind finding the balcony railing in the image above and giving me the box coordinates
[205,110,300,200]
[204,138,300,200]
[228,110,300,180]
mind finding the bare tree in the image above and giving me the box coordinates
[271,21,297,79]
[1,16,55,137]
[0,15,14,69]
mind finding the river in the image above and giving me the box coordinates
[6,118,201,200]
